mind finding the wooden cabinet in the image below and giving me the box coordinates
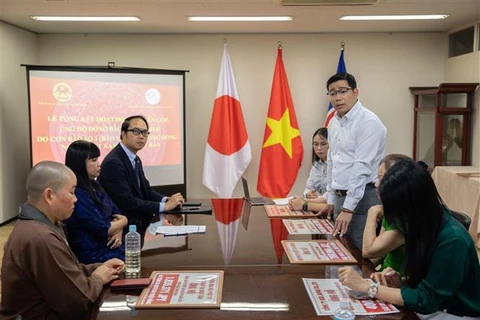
[410,83,478,168]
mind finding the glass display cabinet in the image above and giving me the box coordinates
[409,83,478,168]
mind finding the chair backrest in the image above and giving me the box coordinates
[450,210,471,231]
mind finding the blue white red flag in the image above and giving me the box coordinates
[324,47,347,127]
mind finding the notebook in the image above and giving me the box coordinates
[241,176,275,206]
[172,202,212,214]
[110,278,152,290]
[155,225,206,237]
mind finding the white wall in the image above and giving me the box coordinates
[0,22,37,223]
[36,32,446,199]
[444,50,480,166]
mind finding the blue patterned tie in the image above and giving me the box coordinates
[134,156,141,188]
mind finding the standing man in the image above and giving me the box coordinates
[99,115,184,244]
[320,73,386,250]
[1,161,123,320]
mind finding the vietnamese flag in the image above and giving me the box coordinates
[257,46,303,198]
[203,43,251,198]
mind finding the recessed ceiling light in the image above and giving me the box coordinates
[340,15,449,20]
[30,16,141,22]
[187,16,293,22]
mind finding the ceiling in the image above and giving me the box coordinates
[0,0,479,34]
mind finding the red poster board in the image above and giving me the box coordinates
[264,204,318,218]
[303,278,399,316]
[282,240,357,264]
[136,270,224,309]
[282,219,334,235]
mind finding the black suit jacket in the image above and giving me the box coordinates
[98,143,165,221]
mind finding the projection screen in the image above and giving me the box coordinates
[25,66,187,191]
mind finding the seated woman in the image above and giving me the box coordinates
[304,127,328,200]
[362,154,412,275]
[65,140,128,264]
[289,128,328,212]
[339,160,480,318]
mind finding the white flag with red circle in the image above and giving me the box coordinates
[202,43,251,198]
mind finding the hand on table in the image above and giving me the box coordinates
[332,210,353,237]
[165,193,184,211]
[104,258,125,272]
[288,197,305,211]
[93,260,124,285]
[370,267,402,288]
[338,266,370,293]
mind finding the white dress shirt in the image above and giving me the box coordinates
[304,160,328,197]
[326,100,386,210]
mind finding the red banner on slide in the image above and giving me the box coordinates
[29,77,182,166]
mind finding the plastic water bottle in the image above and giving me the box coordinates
[125,225,141,279]
[333,299,355,320]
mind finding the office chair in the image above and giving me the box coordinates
[450,210,471,231]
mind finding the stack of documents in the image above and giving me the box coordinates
[155,225,206,237]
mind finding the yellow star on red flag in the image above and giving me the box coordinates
[263,108,300,158]
[257,47,303,198]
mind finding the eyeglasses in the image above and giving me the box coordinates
[126,128,150,137]
[327,87,352,97]
[312,142,328,149]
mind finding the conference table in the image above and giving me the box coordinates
[94,199,417,319]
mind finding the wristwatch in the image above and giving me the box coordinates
[302,201,309,212]
[367,281,379,299]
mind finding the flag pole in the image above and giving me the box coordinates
[277,41,282,49]
[340,41,345,51]
[223,38,228,44]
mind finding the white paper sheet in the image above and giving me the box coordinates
[155,225,206,236]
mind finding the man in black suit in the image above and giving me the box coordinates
[99,115,184,244]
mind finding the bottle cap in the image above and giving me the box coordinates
[129,225,137,232]
[339,299,350,309]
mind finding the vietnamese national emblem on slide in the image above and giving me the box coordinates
[52,82,73,103]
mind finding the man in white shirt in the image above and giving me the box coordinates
[319,73,386,250]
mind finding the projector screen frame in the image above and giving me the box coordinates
[22,64,189,198]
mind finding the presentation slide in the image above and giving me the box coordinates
[27,68,185,186]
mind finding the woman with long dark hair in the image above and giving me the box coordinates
[64,140,128,263]
[339,160,480,318]
[304,127,329,199]
[362,154,412,275]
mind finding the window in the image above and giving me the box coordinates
[478,23,480,51]
[449,26,474,57]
